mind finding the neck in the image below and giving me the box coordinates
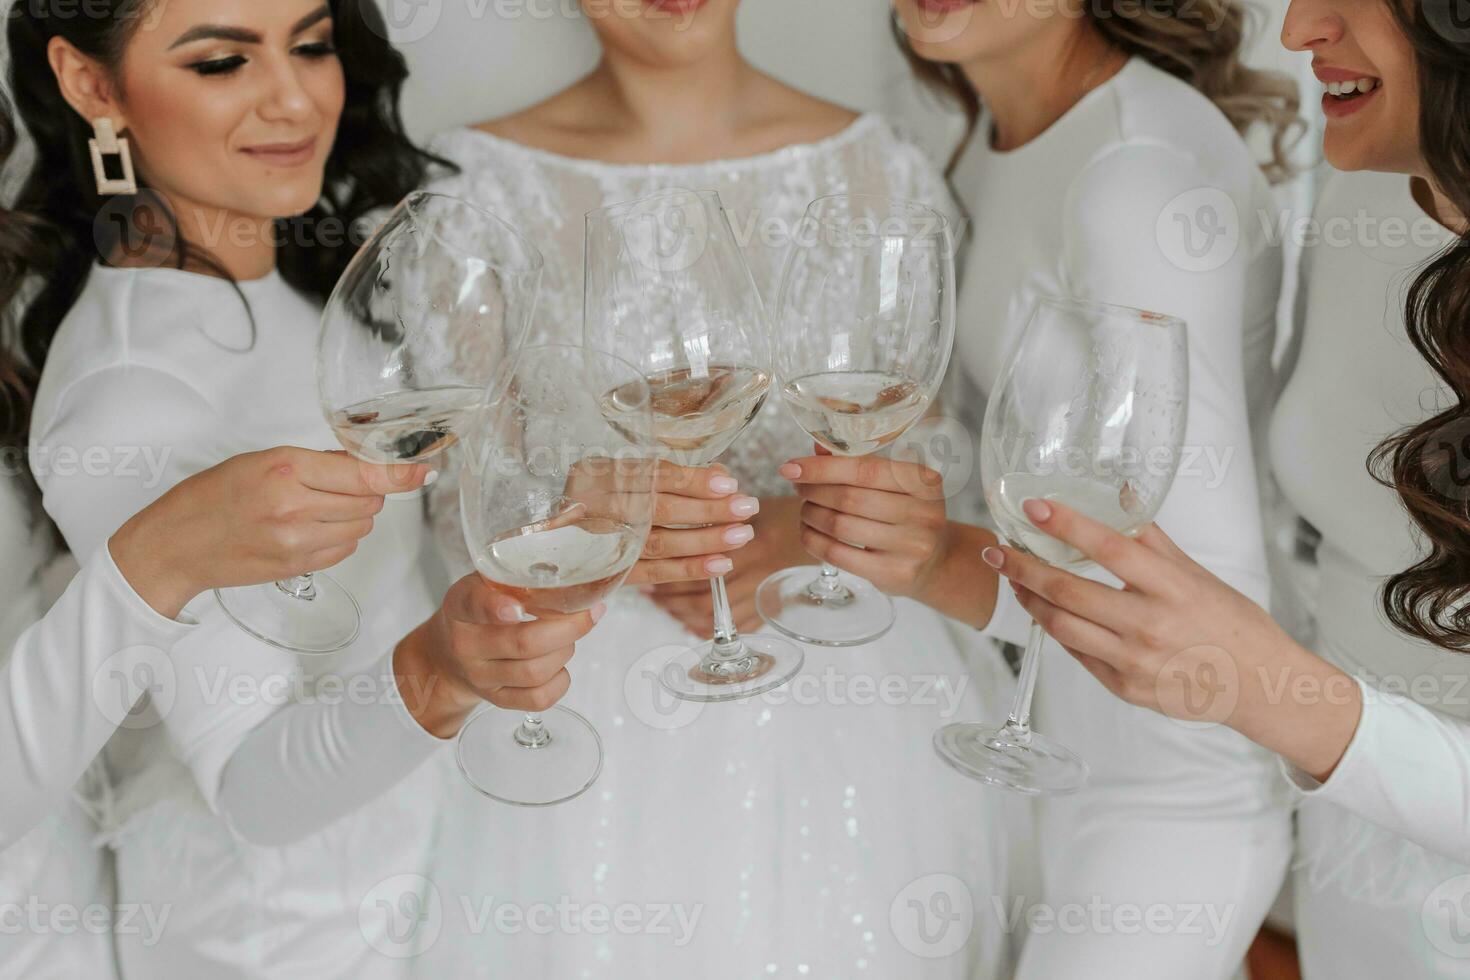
[111,190,277,281]
[1411,175,1469,236]
[960,23,1125,152]
[585,37,756,157]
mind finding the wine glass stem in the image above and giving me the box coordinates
[276,574,318,600]
[814,562,844,594]
[1004,621,1047,739]
[515,712,551,749]
[709,574,742,654]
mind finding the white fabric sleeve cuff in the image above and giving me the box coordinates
[977,577,1034,647]
[1279,674,1374,794]
[101,539,203,633]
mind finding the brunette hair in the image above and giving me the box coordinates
[1368,1,1470,650]
[891,0,1302,181]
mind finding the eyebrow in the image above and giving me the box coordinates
[169,6,331,50]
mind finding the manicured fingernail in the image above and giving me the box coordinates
[1022,499,1052,523]
[730,496,760,517]
[778,462,801,480]
[709,475,739,495]
[981,547,1005,570]
[590,602,607,623]
[422,468,440,487]
[706,556,735,575]
[723,524,755,546]
[497,602,525,623]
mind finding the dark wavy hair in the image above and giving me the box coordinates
[891,0,1302,181]
[1367,1,1470,650]
[0,0,452,514]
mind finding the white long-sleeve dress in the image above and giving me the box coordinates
[28,265,456,978]
[418,114,1023,979]
[1270,168,1470,976]
[950,58,1294,978]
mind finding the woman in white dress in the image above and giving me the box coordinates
[5,1,734,975]
[970,0,1470,976]
[420,2,1020,976]
[792,2,1302,977]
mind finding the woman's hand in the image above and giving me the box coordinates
[778,451,952,599]
[110,447,429,619]
[625,461,762,587]
[646,495,815,636]
[986,498,1363,781]
[394,573,605,739]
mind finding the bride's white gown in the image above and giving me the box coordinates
[418,115,1024,978]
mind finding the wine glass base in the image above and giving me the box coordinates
[658,634,805,703]
[457,705,603,807]
[933,722,1089,796]
[214,574,360,655]
[755,566,895,647]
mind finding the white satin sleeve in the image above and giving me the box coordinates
[1283,676,1470,865]
[1010,143,1290,980]
[0,544,195,847]
[34,365,448,847]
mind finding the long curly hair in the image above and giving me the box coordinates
[892,0,1302,181]
[0,0,452,515]
[1367,1,1470,651]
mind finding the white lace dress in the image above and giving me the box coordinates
[417,115,1023,979]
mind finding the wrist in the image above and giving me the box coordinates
[394,617,480,739]
[1236,638,1363,781]
[109,508,200,621]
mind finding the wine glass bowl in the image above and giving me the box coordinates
[213,191,543,655]
[585,188,805,703]
[934,296,1189,795]
[756,193,956,647]
[457,344,656,806]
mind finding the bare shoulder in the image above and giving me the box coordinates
[744,73,863,147]
[466,77,608,155]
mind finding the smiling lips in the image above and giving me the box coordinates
[240,136,317,167]
[1314,66,1383,120]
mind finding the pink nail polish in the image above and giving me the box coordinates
[730,496,760,517]
[706,556,734,575]
[981,547,1005,570]
[1022,499,1052,523]
[497,603,525,623]
[709,475,739,495]
[778,462,801,480]
[724,524,755,546]
[590,602,608,623]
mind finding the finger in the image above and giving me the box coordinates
[288,448,431,497]
[626,553,734,586]
[644,577,714,598]
[1064,646,1128,700]
[984,545,1142,634]
[485,669,572,713]
[1009,582,1125,664]
[483,646,576,690]
[1017,498,1176,596]
[291,517,376,554]
[799,525,900,584]
[802,501,917,552]
[1135,522,1190,562]
[642,523,754,561]
[453,574,532,625]
[507,607,602,658]
[778,455,945,501]
[795,484,926,525]
[655,460,742,499]
[300,542,358,573]
[303,488,386,522]
[655,493,761,527]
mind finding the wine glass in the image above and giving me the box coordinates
[456,344,656,806]
[755,194,956,646]
[584,187,805,703]
[934,295,1189,795]
[215,191,543,654]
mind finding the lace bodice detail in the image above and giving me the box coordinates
[424,114,956,571]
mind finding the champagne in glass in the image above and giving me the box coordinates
[934,296,1189,795]
[456,344,657,806]
[585,188,805,703]
[214,191,543,654]
[756,194,956,647]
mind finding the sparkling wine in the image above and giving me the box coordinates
[328,386,482,464]
[781,370,928,455]
[601,364,769,465]
[475,515,642,615]
[986,471,1146,568]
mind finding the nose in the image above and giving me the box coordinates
[256,55,317,124]
[1281,0,1344,52]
